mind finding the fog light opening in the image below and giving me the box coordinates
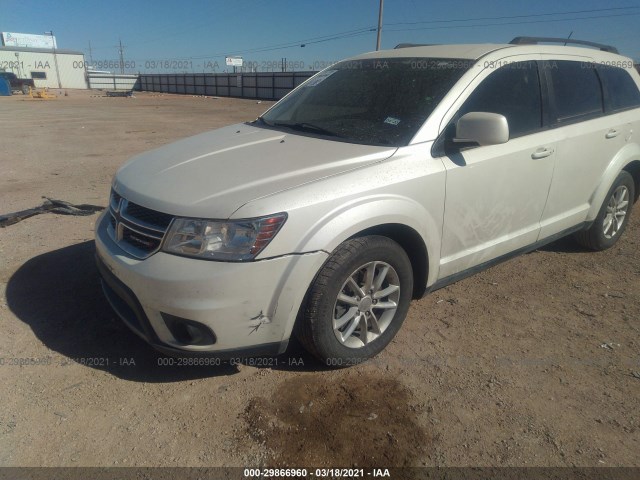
[161,313,217,346]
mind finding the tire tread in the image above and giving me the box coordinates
[297,237,369,358]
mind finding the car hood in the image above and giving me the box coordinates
[113,123,396,219]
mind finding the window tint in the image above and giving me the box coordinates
[548,61,603,122]
[598,65,640,111]
[456,61,541,138]
[31,72,47,79]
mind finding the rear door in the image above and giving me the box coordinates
[436,58,556,279]
[538,60,635,238]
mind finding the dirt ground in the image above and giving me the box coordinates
[0,90,638,469]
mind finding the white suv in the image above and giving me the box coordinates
[95,37,640,365]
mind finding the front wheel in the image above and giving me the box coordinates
[575,170,635,251]
[296,235,413,366]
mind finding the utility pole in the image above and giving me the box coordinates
[376,0,384,51]
[118,38,125,74]
[88,41,94,65]
[14,52,21,78]
[564,31,573,46]
[44,31,62,88]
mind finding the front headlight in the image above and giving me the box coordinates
[163,213,287,261]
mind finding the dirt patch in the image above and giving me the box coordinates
[243,374,430,467]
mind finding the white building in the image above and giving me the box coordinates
[0,45,87,89]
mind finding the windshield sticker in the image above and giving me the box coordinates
[384,116,401,126]
[305,69,338,87]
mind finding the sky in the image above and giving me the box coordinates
[1,0,639,73]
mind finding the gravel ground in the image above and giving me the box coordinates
[0,90,638,468]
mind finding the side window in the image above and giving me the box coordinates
[547,60,603,122]
[456,61,542,138]
[598,65,640,112]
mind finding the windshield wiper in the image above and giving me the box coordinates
[273,122,341,138]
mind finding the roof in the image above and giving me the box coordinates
[0,45,84,55]
[351,44,513,61]
[349,41,630,63]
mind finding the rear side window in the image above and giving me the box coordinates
[456,61,542,138]
[598,65,640,112]
[547,61,603,122]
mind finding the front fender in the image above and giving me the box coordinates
[293,195,442,287]
[267,195,442,343]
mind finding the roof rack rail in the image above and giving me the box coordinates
[394,43,435,49]
[509,36,618,54]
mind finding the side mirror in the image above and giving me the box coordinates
[454,112,509,146]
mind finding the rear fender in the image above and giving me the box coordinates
[587,143,640,220]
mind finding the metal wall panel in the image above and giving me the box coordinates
[137,71,316,100]
[87,74,139,90]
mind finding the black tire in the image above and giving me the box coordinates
[296,235,413,366]
[575,170,635,251]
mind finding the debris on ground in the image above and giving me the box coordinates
[575,305,597,317]
[0,198,104,227]
[106,90,134,98]
[604,291,625,298]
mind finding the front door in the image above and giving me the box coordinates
[437,60,556,278]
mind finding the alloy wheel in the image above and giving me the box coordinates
[603,185,629,239]
[332,261,400,348]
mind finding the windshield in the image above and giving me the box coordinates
[258,58,471,146]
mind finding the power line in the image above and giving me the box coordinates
[84,6,640,62]
[124,27,377,62]
[385,12,640,32]
[90,5,639,52]
[138,10,638,62]
[86,25,376,59]
[199,28,376,58]
[385,6,640,26]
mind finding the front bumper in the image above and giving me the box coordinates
[94,211,328,357]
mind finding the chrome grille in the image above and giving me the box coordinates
[107,190,174,259]
[122,201,173,231]
[109,191,122,212]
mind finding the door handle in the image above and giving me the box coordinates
[531,147,554,160]
[606,129,620,139]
